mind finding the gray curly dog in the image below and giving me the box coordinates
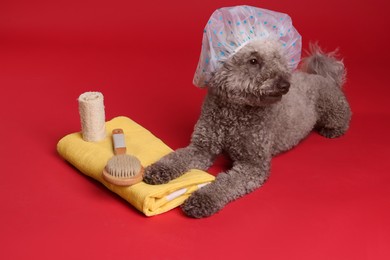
[144,40,351,218]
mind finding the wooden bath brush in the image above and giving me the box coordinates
[102,129,144,186]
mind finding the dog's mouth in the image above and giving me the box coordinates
[243,92,282,105]
[263,95,283,100]
[267,91,285,97]
[248,85,288,105]
[259,95,282,104]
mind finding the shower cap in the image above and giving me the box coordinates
[193,5,302,87]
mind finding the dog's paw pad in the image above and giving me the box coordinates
[181,189,222,218]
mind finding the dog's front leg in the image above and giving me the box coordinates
[143,145,216,185]
[181,159,270,218]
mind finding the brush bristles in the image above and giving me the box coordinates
[106,154,142,177]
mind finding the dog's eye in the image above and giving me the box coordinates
[249,59,258,65]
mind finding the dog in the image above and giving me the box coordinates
[143,39,351,218]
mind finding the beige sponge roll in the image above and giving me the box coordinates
[78,91,106,142]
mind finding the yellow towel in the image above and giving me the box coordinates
[57,116,215,216]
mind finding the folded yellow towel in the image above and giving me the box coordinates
[57,116,215,216]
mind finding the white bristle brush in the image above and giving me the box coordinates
[102,129,144,186]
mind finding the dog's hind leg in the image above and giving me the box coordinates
[315,85,351,138]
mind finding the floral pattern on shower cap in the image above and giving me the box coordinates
[193,5,302,88]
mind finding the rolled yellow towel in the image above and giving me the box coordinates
[57,116,215,216]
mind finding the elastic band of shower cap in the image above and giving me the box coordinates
[193,5,302,88]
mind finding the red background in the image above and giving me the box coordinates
[1,0,389,259]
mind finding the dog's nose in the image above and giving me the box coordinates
[277,79,290,93]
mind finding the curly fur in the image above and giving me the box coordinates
[144,39,351,218]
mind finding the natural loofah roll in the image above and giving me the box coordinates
[78,91,106,142]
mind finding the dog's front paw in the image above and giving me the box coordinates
[181,188,223,218]
[143,163,175,185]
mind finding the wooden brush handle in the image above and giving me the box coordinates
[112,128,127,155]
